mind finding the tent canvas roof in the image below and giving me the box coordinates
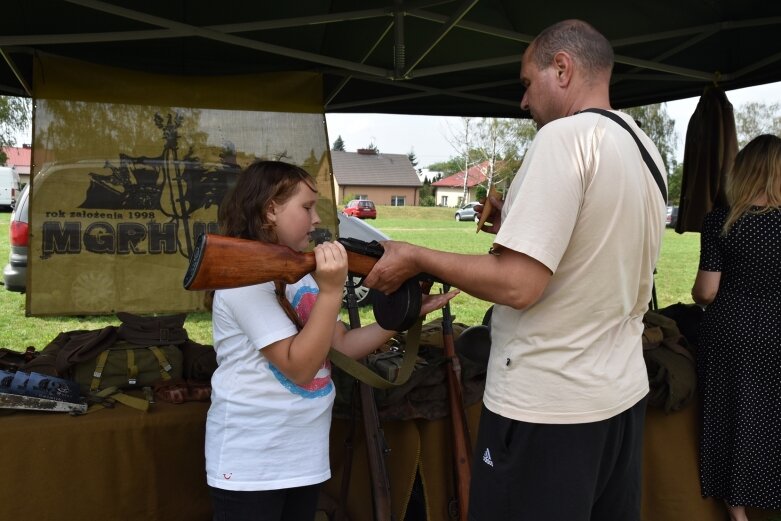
[2,1,781,117]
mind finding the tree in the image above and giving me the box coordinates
[332,135,345,151]
[444,117,476,203]
[433,117,536,203]
[418,176,435,206]
[0,96,32,165]
[426,157,474,176]
[624,103,677,174]
[668,162,683,205]
[473,117,536,191]
[734,101,781,148]
[408,148,418,168]
[365,141,379,153]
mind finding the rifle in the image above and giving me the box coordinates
[343,267,395,521]
[475,186,501,234]
[183,233,382,291]
[441,283,472,521]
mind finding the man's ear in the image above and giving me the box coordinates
[553,51,573,86]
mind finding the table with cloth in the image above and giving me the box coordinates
[0,395,778,520]
[0,400,211,521]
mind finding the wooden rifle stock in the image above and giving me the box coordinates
[183,233,380,291]
[476,186,501,234]
[441,284,473,521]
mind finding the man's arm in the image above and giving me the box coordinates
[363,242,551,310]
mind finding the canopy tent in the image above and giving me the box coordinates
[2,0,781,117]
[4,0,781,316]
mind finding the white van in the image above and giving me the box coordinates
[0,166,20,210]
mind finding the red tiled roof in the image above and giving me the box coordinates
[432,160,491,188]
[2,146,31,167]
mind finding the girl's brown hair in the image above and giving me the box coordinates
[723,134,781,234]
[204,160,317,310]
[219,160,317,241]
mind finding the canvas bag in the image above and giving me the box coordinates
[71,340,183,394]
[21,313,187,396]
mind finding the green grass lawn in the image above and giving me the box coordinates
[0,206,701,350]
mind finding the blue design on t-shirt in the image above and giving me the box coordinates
[268,363,334,398]
[291,285,318,310]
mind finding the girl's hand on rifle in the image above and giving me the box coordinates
[312,241,348,296]
[421,289,460,316]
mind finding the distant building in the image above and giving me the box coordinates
[432,160,492,207]
[3,144,31,186]
[331,149,421,206]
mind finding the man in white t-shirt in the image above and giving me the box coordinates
[365,19,667,521]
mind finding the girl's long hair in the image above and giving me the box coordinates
[723,134,781,234]
[219,160,317,241]
[205,160,317,310]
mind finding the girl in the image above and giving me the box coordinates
[205,160,455,521]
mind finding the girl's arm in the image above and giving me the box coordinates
[332,289,459,359]
[262,242,348,386]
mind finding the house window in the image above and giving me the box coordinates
[356,194,368,200]
[440,195,448,206]
[391,195,405,207]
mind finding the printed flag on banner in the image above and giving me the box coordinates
[29,54,335,316]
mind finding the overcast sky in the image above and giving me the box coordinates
[326,81,781,170]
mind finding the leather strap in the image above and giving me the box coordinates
[148,346,174,381]
[85,386,149,413]
[328,317,422,389]
[90,350,110,392]
[578,108,668,204]
[127,348,137,385]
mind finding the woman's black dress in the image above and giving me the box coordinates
[697,206,781,509]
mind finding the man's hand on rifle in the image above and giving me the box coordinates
[476,192,504,234]
[363,240,420,295]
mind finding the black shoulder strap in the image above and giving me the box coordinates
[579,108,668,204]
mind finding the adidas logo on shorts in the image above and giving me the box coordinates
[482,448,494,467]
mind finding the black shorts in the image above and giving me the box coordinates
[209,483,320,521]
[468,397,647,521]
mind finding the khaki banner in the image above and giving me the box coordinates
[29,55,336,316]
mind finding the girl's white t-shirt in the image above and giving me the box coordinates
[205,274,335,491]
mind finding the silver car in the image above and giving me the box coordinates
[3,184,29,292]
[455,201,480,222]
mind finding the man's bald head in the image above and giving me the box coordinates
[527,20,613,78]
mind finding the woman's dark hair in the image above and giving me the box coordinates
[219,160,317,242]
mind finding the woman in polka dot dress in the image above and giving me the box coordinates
[691,134,781,521]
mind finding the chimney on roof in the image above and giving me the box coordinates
[356,148,377,155]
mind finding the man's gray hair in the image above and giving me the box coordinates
[529,20,614,73]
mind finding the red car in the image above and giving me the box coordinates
[343,199,377,219]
